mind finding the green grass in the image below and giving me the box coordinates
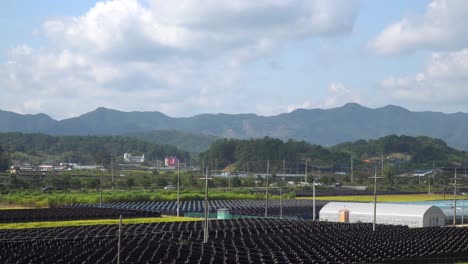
[0,216,202,230]
[0,206,39,210]
[0,189,286,208]
[299,194,463,202]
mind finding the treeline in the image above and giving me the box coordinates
[125,130,218,153]
[0,146,8,171]
[200,135,467,173]
[199,137,350,173]
[0,132,190,165]
[332,135,465,164]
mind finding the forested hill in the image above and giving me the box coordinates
[200,135,466,173]
[0,132,189,165]
[331,135,463,164]
[2,103,468,150]
[124,130,218,153]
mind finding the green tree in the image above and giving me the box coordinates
[81,178,99,188]
[383,164,396,184]
[126,178,135,188]
[0,146,8,171]
[138,176,152,188]
[155,177,168,188]
[213,177,228,188]
[230,176,241,187]
[8,175,23,188]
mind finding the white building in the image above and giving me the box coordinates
[73,165,101,170]
[319,202,446,228]
[38,164,54,172]
[413,170,433,177]
[124,153,145,163]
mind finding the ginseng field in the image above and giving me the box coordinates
[1,218,468,263]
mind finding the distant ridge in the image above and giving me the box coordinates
[1,103,468,150]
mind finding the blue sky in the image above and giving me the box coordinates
[1,0,467,120]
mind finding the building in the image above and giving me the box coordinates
[413,170,433,177]
[319,202,446,228]
[73,165,101,170]
[18,163,36,172]
[164,156,179,167]
[124,153,145,163]
[38,164,54,172]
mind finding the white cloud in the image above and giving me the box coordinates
[287,82,361,112]
[43,0,360,61]
[287,100,314,113]
[322,82,361,108]
[380,49,468,105]
[369,0,468,55]
[0,0,361,119]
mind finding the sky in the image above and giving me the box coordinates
[1,0,468,120]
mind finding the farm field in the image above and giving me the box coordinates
[1,195,468,263]
[2,193,468,263]
[1,218,467,263]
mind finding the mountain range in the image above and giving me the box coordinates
[1,103,468,150]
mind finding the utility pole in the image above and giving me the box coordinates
[201,167,212,243]
[381,155,384,179]
[461,202,465,226]
[281,159,285,218]
[452,168,459,225]
[265,160,270,218]
[117,215,122,264]
[100,161,103,208]
[279,187,283,219]
[305,160,308,183]
[282,159,286,181]
[228,170,231,189]
[296,160,299,176]
[369,165,383,231]
[177,162,180,217]
[350,156,354,184]
[312,179,316,220]
[429,161,434,195]
[111,154,114,190]
[156,158,159,174]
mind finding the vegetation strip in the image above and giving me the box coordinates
[0,190,284,208]
[299,194,463,202]
[0,216,201,230]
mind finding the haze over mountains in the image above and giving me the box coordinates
[1,103,468,150]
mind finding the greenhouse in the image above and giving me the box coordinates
[319,202,446,228]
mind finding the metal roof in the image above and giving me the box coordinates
[320,202,441,217]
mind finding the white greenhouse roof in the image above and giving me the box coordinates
[320,202,439,217]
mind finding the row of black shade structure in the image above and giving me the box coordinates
[1,218,468,263]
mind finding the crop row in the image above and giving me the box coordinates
[294,189,427,197]
[0,207,161,223]
[68,199,328,219]
[1,218,467,263]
